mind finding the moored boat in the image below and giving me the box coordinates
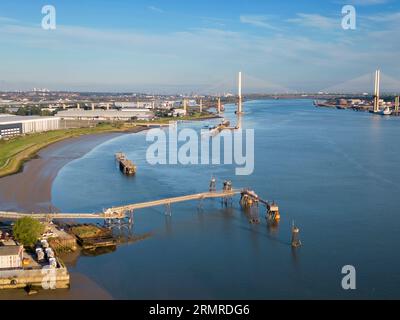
[380,107,392,115]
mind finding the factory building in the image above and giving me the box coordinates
[0,245,23,269]
[114,101,154,109]
[0,115,60,139]
[55,109,155,121]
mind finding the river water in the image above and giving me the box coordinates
[51,99,400,299]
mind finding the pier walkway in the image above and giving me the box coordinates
[105,189,240,215]
[0,211,124,220]
[0,189,241,221]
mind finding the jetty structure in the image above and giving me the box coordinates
[0,179,284,291]
[115,152,136,175]
[0,179,281,225]
[291,221,302,248]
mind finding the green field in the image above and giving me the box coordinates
[0,123,136,178]
[0,114,217,178]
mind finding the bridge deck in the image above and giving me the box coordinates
[0,211,110,220]
[0,190,240,220]
[107,189,240,214]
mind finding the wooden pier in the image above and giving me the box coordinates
[0,211,126,220]
[0,190,240,221]
[115,152,136,175]
[0,180,279,225]
[105,189,240,215]
[240,189,280,223]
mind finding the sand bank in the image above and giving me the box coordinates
[0,132,126,213]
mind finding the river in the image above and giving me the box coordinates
[50,99,400,299]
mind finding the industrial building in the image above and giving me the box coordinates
[55,109,155,121]
[114,101,154,109]
[0,115,60,139]
[0,245,23,269]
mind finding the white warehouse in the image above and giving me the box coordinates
[55,109,154,121]
[0,115,60,139]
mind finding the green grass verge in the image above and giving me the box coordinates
[0,123,136,178]
[0,114,216,178]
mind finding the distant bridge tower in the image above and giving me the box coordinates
[199,99,203,113]
[183,99,187,113]
[236,114,242,129]
[217,97,222,114]
[374,69,381,113]
[237,71,243,114]
[395,96,399,114]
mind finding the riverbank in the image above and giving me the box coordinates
[0,130,143,213]
[0,114,219,213]
[0,129,141,299]
[0,123,148,178]
[0,115,217,299]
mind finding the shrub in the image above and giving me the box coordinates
[13,217,45,246]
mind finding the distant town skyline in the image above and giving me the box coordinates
[1,0,400,93]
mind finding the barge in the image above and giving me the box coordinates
[115,152,136,175]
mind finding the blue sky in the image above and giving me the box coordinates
[1,0,400,93]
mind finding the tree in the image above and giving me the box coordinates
[13,217,44,246]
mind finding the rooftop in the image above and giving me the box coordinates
[56,109,152,115]
[0,115,60,124]
[0,245,23,256]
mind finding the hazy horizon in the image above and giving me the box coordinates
[1,0,400,93]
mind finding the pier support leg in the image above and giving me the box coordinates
[222,197,231,208]
[128,210,134,226]
[197,198,204,212]
[164,203,172,216]
[291,222,302,248]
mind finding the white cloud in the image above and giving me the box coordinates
[0,16,19,23]
[0,13,400,93]
[339,0,389,5]
[365,11,400,22]
[148,6,164,13]
[287,13,338,29]
[239,15,280,30]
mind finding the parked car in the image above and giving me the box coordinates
[35,248,45,261]
[45,248,55,259]
[41,239,49,248]
[48,258,57,268]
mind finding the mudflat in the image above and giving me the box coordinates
[0,132,123,213]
